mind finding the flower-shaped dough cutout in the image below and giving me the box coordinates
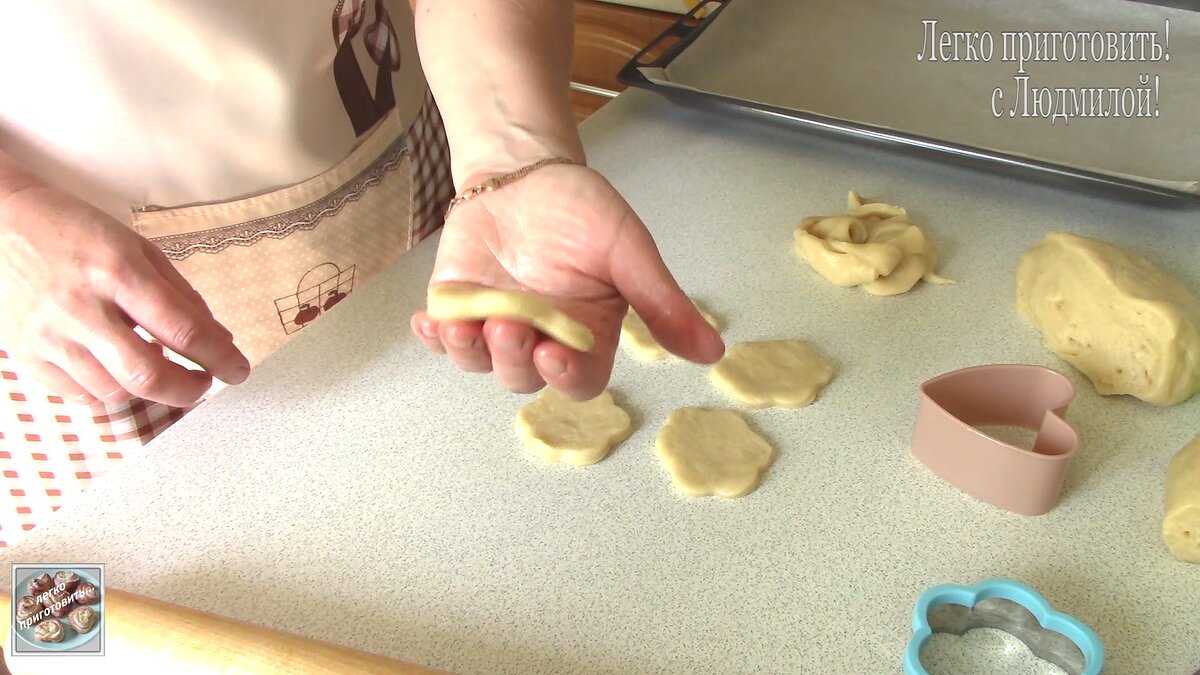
[517,389,633,465]
[621,299,722,361]
[655,408,774,498]
[711,340,836,408]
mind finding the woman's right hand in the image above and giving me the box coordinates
[0,173,250,407]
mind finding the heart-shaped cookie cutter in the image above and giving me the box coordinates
[904,577,1104,675]
[912,364,1079,516]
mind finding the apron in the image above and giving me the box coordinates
[0,0,453,547]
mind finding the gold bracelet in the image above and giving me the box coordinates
[444,157,577,220]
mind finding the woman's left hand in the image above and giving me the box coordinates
[411,164,724,399]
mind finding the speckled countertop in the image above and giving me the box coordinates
[3,90,1198,674]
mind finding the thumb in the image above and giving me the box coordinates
[608,214,725,364]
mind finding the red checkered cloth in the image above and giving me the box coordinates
[0,349,187,548]
[407,87,454,242]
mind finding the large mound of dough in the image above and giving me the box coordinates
[1015,232,1200,406]
[655,408,774,498]
[1164,433,1200,564]
[516,389,632,465]
[793,192,953,296]
[427,283,594,352]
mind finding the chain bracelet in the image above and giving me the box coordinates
[444,157,577,220]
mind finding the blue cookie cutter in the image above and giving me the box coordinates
[904,577,1104,675]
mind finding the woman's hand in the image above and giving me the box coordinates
[0,180,250,407]
[411,164,724,399]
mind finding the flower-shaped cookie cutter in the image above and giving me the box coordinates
[904,577,1104,675]
[912,364,1079,516]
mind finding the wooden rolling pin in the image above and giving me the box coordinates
[1,588,443,674]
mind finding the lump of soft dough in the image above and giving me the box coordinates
[516,389,632,465]
[711,340,836,408]
[621,299,722,361]
[427,283,594,352]
[1015,232,1200,406]
[793,192,953,296]
[655,408,774,498]
[1164,433,1200,563]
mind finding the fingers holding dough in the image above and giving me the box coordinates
[410,311,447,354]
[533,336,617,402]
[438,320,493,373]
[427,283,594,352]
[484,318,545,393]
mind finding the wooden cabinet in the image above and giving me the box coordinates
[571,1,680,121]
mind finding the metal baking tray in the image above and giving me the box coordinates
[618,0,1200,205]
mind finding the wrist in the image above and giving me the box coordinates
[446,157,578,220]
[448,126,585,192]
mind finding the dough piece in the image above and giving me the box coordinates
[1016,232,1200,406]
[15,595,42,622]
[27,572,52,596]
[53,570,80,593]
[621,300,721,361]
[68,605,98,633]
[711,340,836,408]
[74,581,100,605]
[516,389,632,465]
[655,408,774,498]
[43,587,72,618]
[1164,433,1200,564]
[427,283,594,352]
[793,191,953,296]
[34,619,64,643]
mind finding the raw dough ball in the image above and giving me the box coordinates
[1164,433,1200,564]
[427,283,594,352]
[1016,232,1200,406]
[711,340,836,408]
[516,389,632,465]
[621,300,721,361]
[655,408,774,498]
[793,192,953,296]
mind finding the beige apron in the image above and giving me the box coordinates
[0,0,453,547]
[133,96,449,368]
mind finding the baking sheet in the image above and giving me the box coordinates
[634,0,1199,196]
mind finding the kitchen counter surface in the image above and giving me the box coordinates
[3,90,1198,673]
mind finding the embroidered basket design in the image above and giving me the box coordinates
[274,263,357,335]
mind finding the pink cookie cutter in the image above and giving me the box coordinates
[912,365,1080,516]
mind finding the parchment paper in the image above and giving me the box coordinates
[652,0,1199,191]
